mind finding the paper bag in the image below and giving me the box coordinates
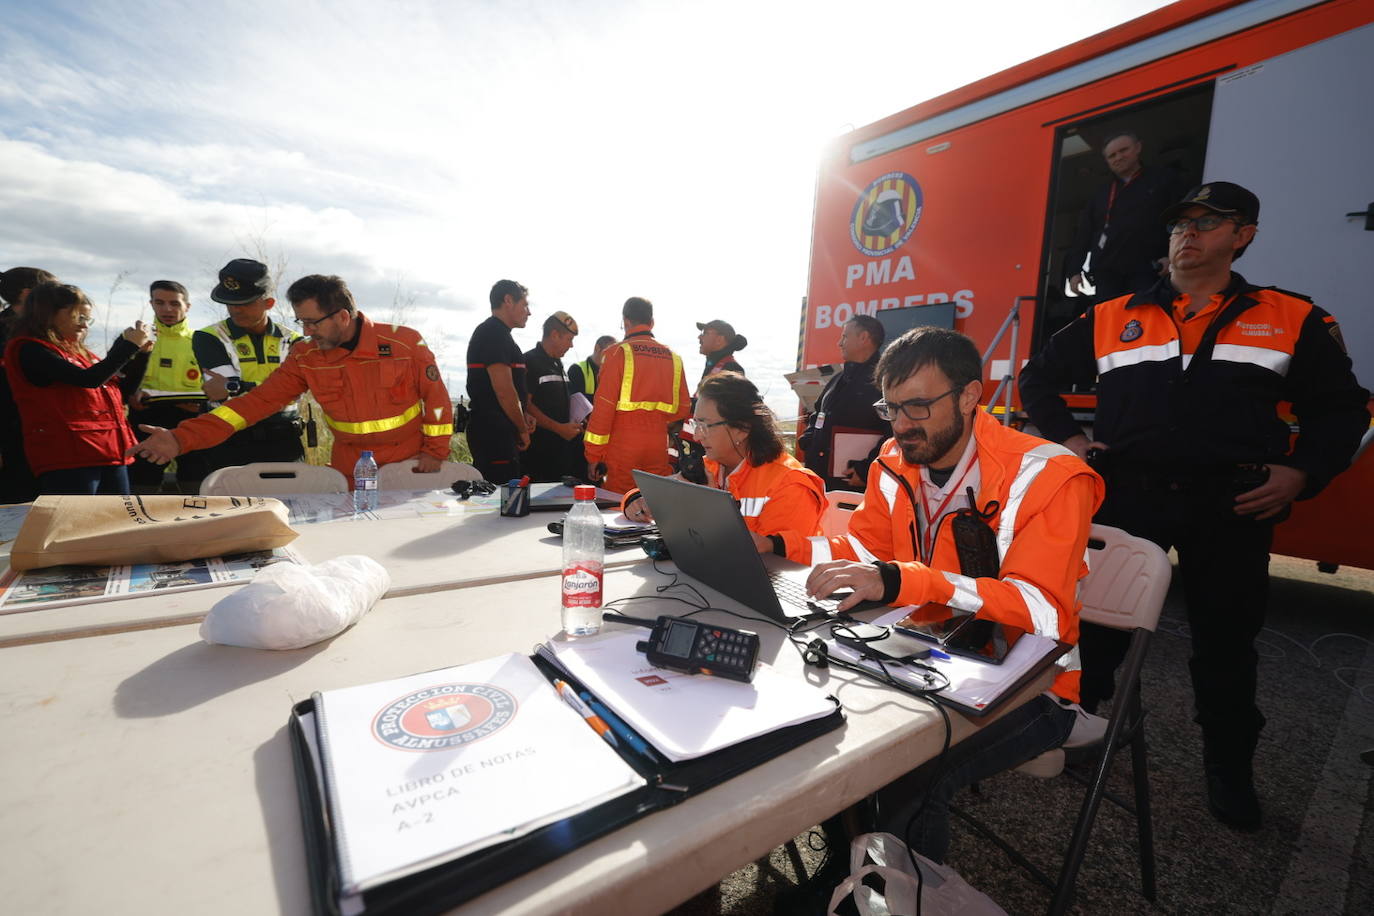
[9,494,299,571]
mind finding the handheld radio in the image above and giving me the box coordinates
[602,612,760,682]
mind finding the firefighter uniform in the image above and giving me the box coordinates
[127,317,208,487]
[192,317,305,470]
[173,312,454,484]
[809,409,1104,704]
[1019,272,1369,803]
[583,326,690,494]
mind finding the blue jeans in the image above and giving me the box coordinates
[875,693,1076,862]
[37,465,131,495]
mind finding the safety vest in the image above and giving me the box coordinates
[203,319,300,386]
[570,356,597,396]
[140,319,205,405]
[3,336,135,475]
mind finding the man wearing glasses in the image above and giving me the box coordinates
[134,274,453,484]
[1020,182,1369,831]
[804,325,1103,863]
[190,258,305,473]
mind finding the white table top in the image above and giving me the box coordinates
[0,490,647,646]
[0,565,1049,916]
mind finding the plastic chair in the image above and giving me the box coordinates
[950,523,1171,915]
[199,462,349,495]
[822,489,862,538]
[377,460,483,492]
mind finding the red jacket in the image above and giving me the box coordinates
[812,411,1104,702]
[4,337,136,475]
[174,313,453,482]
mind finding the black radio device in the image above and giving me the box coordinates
[602,612,759,682]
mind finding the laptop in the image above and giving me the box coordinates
[528,481,620,512]
[632,470,885,622]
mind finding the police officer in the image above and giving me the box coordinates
[568,334,615,399]
[125,280,208,491]
[1020,181,1370,831]
[523,311,584,482]
[193,259,304,471]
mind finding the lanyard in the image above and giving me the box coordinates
[916,454,977,563]
[1104,173,1136,228]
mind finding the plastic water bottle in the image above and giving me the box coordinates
[353,450,379,515]
[561,485,604,635]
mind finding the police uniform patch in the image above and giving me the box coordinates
[223,276,240,290]
[850,171,924,257]
[237,342,251,356]
[1120,319,1143,342]
[378,343,392,357]
[371,683,517,752]
[426,364,440,382]
[159,358,173,368]
[187,368,200,381]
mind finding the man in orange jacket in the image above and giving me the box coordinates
[583,297,690,494]
[805,326,1103,862]
[132,275,454,484]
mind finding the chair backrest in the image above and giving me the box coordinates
[199,462,349,495]
[377,460,483,492]
[1078,524,1172,633]
[822,489,862,538]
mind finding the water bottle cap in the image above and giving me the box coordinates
[573,485,597,500]
[360,451,374,459]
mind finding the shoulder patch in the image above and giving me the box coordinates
[1120,319,1143,343]
[426,364,440,381]
[1328,322,1348,355]
[378,342,392,357]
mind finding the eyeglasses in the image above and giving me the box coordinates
[873,386,962,422]
[295,309,342,329]
[692,417,731,433]
[1166,214,1242,235]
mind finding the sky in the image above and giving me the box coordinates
[1,0,1171,420]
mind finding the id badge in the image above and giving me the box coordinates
[1098,231,1108,249]
[815,411,826,429]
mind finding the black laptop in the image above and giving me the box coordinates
[632,470,884,622]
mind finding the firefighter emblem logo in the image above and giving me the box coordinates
[1120,319,1143,342]
[850,172,923,257]
[372,682,517,752]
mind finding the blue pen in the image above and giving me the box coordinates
[928,648,952,661]
[581,692,657,761]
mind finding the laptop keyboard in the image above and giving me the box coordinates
[769,572,842,614]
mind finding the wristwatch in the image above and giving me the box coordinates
[224,378,243,396]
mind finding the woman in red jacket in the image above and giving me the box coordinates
[624,371,826,563]
[4,282,151,495]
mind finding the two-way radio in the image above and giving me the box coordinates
[602,612,760,682]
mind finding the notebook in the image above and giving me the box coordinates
[632,470,884,622]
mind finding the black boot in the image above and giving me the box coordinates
[1202,732,1261,831]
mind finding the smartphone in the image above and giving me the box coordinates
[941,617,1027,665]
[894,603,972,643]
[833,623,933,663]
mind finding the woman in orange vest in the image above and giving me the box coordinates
[624,371,826,563]
[4,282,151,494]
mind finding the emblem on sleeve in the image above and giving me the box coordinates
[426,365,440,381]
[1120,319,1143,342]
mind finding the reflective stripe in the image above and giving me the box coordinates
[616,343,684,413]
[996,442,1071,563]
[941,570,984,613]
[210,405,248,431]
[324,401,422,435]
[1010,578,1061,640]
[738,496,769,517]
[536,374,566,385]
[845,533,880,564]
[1058,644,1081,672]
[808,536,832,564]
[878,471,899,512]
[421,423,454,437]
[1096,341,1180,375]
[142,389,206,401]
[584,430,610,445]
[1211,343,1292,376]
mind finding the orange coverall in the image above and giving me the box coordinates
[810,410,1103,702]
[583,327,690,494]
[173,313,454,485]
[703,453,825,562]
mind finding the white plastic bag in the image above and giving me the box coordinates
[827,832,1006,916]
[200,555,390,650]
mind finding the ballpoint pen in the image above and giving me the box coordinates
[928,648,952,661]
[553,679,618,748]
[581,692,657,761]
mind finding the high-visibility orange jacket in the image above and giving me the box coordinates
[810,410,1104,702]
[583,326,690,494]
[705,452,825,563]
[174,313,454,484]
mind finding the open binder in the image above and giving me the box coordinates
[289,651,844,916]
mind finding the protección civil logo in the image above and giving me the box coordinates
[371,683,517,752]
[850,172,923,257]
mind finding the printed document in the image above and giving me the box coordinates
[546,630,835,762]
[313,652,644,896]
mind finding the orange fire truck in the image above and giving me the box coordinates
[800,0,1374,571]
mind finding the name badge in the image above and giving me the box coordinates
[815,411,826,429]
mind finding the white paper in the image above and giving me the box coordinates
[314,652,644,895]
[569,392,593,424]
[548,630,835,762]
[827,607,1060,713]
